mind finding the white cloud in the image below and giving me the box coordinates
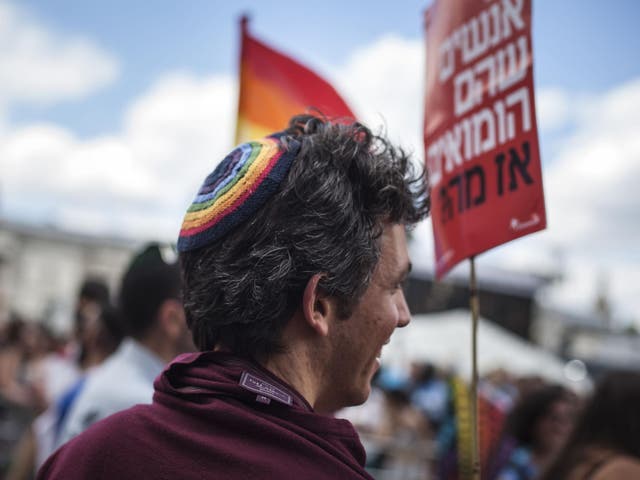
[336,35,425,156]
[0,72,236,240]
[0,0,118,108]
[544,79,640,254]
[1,32,426,245]
[536,88,571,131]
[124,73,236,187]
[543,80,640,323]
[480,79,640,324]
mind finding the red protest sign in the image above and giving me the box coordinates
[424,0,546,278]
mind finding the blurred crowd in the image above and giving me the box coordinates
[1,244,639,479]
[0,279,118,477]
[340,360,640,480]
[0,243,193,479]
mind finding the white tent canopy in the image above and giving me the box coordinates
[382,309,590,390]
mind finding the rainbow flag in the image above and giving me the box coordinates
[235,16,355,143]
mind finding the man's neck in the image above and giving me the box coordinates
[263,347,325,412]
[136,334,174,364]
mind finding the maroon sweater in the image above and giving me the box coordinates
[38,352,373,479]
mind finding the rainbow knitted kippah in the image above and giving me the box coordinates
[177,133,300,252]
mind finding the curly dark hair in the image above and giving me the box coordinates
[503,384,573,448]
[540,370,640,480]
[485,384,575,480]
[180,114,430,360]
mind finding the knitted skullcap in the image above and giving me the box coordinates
[177,133,300,252]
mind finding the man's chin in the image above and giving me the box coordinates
[346,385,371,408]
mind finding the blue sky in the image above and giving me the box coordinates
[1,0,640,324]
[10,0,640,136]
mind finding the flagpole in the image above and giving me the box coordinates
[235,14,250,145]
[470,256,481,480]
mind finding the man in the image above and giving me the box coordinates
[38,115,430,479]
[55,243,193,446]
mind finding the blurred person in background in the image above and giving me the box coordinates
[37,304,124,467]
[9,278,113,477]
[488,384,577,480]
[0,273,112,478]
[38,115,429,479]
[0,315,49,475]
[33,279,112,417]
[369,387,433,479]
[0,315,48,413]
[409,361,449,433]
[342,364,439,477]
[56,243,194,446]
[5,305,125,479]
[72,279,110,369]
[539,370,640,480]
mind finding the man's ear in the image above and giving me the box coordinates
[157,299,186,340]
[302,274,334,337]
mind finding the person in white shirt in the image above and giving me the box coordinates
[57,243,194,447]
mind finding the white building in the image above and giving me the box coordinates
[0,219,140,335]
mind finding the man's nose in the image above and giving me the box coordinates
[397,291,410,328]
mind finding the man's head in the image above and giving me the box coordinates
[312,222,413,411]
[75,279,109,337]
[74,278,110,366]
[179,115,428,366]
[119,244,192,360]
